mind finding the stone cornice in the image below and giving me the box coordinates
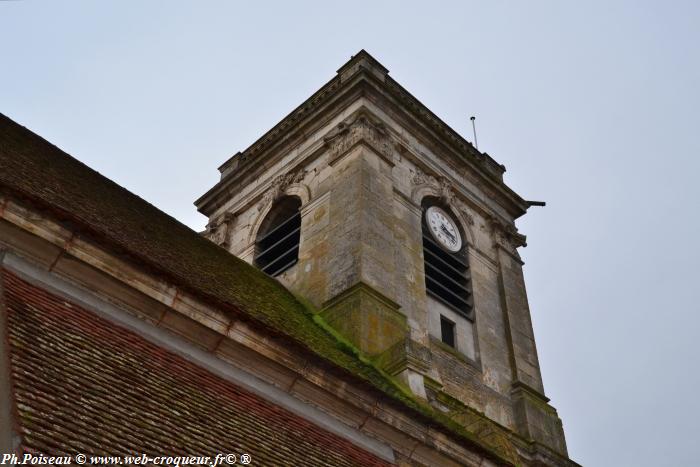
[324,113,394,166]
[2,194,549,467]
[196,51,531,220]
[195,78,364,215]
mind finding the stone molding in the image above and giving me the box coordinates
[204,165,313,251]
[2,251,396,463]
[0,194,579,467]
[410,166,455,206]
[337,50,389,83]
[236,244,255,264]
[245,167,310,247]
[409,166,477,246]
[428,335,481,371]
[196,53,529,220]
[392,187,422,216]
[260,167,309,208]
[323,280,402,311]
[382,74,506,181]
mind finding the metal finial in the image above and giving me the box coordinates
[470,116,478,150]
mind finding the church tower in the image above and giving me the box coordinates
[196,51,570,461]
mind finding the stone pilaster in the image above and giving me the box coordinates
[318,115,433,397]
[493,223,567,454]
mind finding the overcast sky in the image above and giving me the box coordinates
[2,2,699,466]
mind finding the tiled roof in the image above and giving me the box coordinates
[0,112,409,407]
[3,270,394,466]
[0,113,516,465]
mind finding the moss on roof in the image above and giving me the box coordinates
[0,113,517,465]
[6,270,396,466]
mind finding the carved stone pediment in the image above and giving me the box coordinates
[410,167,480,231]
[260,168,307,208]
[324,115,394,163]
[410,167,455,205]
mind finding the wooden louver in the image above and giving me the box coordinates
[422,216,473,319]
[255,206,301,277]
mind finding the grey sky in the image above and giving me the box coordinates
[2,2,699,465]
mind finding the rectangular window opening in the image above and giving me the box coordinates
[440,315,456,348]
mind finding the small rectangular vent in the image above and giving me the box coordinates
[440,315,456,348]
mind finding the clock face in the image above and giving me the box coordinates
[425,206,462,252]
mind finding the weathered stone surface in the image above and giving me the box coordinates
[511,383,568,456]
[321,282,407,356]
[1,81,580,465]
[195,51,574,463]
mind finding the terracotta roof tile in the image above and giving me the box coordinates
[3,270,394,467]
[0,113,412,406]
[0,113,516,466]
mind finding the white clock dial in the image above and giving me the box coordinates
[425,206,462,252]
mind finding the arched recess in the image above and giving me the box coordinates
[411,184,475,247]
[420,196,474,318]
[284,183,311,205]
[412,178,483,359]
[254,195,302,277]
[247,181,311,247]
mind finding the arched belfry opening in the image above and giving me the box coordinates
[254,196,301,277]
[421,198,474,349]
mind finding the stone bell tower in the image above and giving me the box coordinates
[196,51,571,463]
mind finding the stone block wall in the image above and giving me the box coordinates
[199,103,568,456]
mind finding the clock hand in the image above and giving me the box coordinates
[440,225,456,242]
